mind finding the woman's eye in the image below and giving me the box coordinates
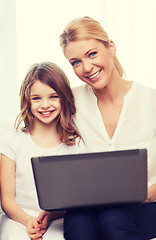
[89,52,97,57]
[71,60,80,66]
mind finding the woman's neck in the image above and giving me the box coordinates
[94,67,133,103]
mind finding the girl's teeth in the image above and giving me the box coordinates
[42,111,51,115]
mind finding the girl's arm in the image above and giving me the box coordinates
[0,154,42,239]
[1,153,32,225]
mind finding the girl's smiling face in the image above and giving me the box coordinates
[64,39,116,90]
[30,80,61,125]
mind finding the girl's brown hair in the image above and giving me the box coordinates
[15,62,81,145]
[60,16,125,77]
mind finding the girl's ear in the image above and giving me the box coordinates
[108,40,116,57]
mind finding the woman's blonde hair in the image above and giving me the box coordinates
[60,16,124,77]
[15,62,81,146]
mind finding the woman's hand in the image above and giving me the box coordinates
[27,216,43,240]
[37,210,66,234]
[146,183,156,203]
[37,210,51,234]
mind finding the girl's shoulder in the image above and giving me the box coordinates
[0,129,29,161]
[0,128,28,147]
[2,128,25,139]
[60,139,86,155]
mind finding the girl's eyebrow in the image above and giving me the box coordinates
[30,94,40,97]
[30,92,58,97]
[30,94,41,99]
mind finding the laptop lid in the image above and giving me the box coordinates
[31,149,147,211]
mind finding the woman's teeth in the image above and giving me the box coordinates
[89,70,101,79]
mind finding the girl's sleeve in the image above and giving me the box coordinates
[71,139,86,154]
[0,131,16,161]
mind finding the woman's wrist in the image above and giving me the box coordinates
[48,210,66,221]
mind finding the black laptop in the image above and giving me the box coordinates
[31,149,147,211]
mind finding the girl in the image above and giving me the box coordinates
[0,62,84,240]
[59,17,156,240]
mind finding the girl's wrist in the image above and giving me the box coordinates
[25,215,36,227]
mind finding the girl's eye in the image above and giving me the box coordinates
[50,95,59,99]
[89,52,97,57]
[31,97,40,100]
[71,60,80,66]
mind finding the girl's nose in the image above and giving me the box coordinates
[41,99,51,108]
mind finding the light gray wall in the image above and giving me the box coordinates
[0,0,18,122]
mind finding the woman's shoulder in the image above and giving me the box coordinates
[134,81,156,92]
[134,82,156,99]
[72,84,96,107]
[72,84,92,97]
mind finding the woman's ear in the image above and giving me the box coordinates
[108,40,116,57]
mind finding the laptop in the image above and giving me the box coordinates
[31,149,147,211]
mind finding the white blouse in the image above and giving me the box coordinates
[73,82,156,187]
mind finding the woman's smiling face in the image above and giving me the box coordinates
[64,39,116,90]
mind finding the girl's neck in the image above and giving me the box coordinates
[30,120,62,148]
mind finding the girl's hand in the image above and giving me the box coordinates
[146,183,156,203]
[27,217,43,240]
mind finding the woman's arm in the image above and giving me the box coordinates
[146,183,156,203]
[38,210,66,222]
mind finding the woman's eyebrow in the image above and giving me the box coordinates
[85,48,97,56]
[69,48,98,61]
[69,57,78,61]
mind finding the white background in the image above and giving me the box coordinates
[1,0,156,122]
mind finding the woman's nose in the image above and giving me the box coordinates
[83,60,93,73]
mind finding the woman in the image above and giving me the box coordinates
[58,16,156,240]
